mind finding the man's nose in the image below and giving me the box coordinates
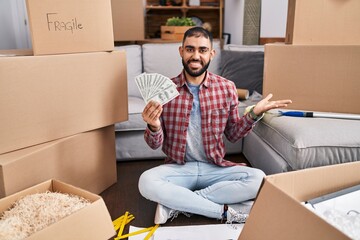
[192,50,200,59]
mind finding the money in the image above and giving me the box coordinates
[135,73,179,105]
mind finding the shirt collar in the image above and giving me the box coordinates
[179,70,211,88]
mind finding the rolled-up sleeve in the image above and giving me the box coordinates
[144,125,163,149]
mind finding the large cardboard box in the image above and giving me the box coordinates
[111,0,144,41]
[239,161,360,240]
[0,179,116,239]
[263,44,360,114]
[26,0,114,55]
[0,125,117,198]
[0,50,128,154]
[286,0,360,45]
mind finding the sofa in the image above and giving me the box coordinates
[243,113,360,174]
[114,42,264,161]
[114,42,360,175]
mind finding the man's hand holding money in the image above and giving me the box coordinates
[142,100,162,132]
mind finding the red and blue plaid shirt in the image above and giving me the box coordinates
[144,71,256,167]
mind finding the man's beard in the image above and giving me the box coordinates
[182,59,211,77]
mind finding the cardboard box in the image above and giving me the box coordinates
[161,26,192,41]
[0,179,116,239]
[0,125,117,197]
[111,0,144,41]
[286,0,360,45]
[0,50,128,154]
[263,44,360,114]
[26,0,114,55]
[238,161,360,240]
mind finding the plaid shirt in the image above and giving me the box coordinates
[144,71,256,166]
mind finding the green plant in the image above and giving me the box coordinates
[165,17,195,26]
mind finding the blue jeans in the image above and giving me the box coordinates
[138,161,265,219]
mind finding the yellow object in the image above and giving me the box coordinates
[113,212,157,240]
[115,226,154,239]
[117,211,129,237]
[113,213,134,230]
[144,224,160,240]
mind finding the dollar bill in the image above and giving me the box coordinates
[135,72,179,105]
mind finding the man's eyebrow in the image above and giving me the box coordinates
[184,45,209,50]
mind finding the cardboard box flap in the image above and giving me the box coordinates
[52,180,100,202]
[0,180,52,213]
[267,162,360,202]
[239,179,350,240]
[239,162,360,240]
[0,180,98,212]
[27,194,115,240]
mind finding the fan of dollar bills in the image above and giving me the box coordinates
[135,72,179,105]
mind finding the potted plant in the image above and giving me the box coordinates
[161,17,195,40]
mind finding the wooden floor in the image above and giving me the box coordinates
[100,153,250,237]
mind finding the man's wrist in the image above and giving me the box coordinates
[148,124,161,132]
[249,106,261,121]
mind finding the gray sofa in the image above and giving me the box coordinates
[243,113,360,174]
[114,43,360,175]
[114,42,263,161]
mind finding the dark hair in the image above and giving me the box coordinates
[182,26,213,47]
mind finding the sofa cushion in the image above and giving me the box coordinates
[252,112,360,170]
[220,50,264,94]
[114,45,143,98]
[142,40,221,78]
[115,96,146,131]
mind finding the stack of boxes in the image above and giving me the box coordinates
[238,1,360,239]
[262,0,360,114]
[0,0,128,198]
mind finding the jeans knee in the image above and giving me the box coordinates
[138,170,152,198]
[138,169,164,200]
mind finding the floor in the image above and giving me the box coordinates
[100,153,250,238]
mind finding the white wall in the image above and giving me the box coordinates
[260,0,288,38]
[224,0,245,45]
[225,0,287,44]
[0,0,31,50]
[0,0,17,49]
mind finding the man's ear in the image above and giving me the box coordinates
[179,46,184,58]
[210,48,216,61]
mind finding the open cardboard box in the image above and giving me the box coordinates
[0,179,116,239]
[238,161,360,240]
